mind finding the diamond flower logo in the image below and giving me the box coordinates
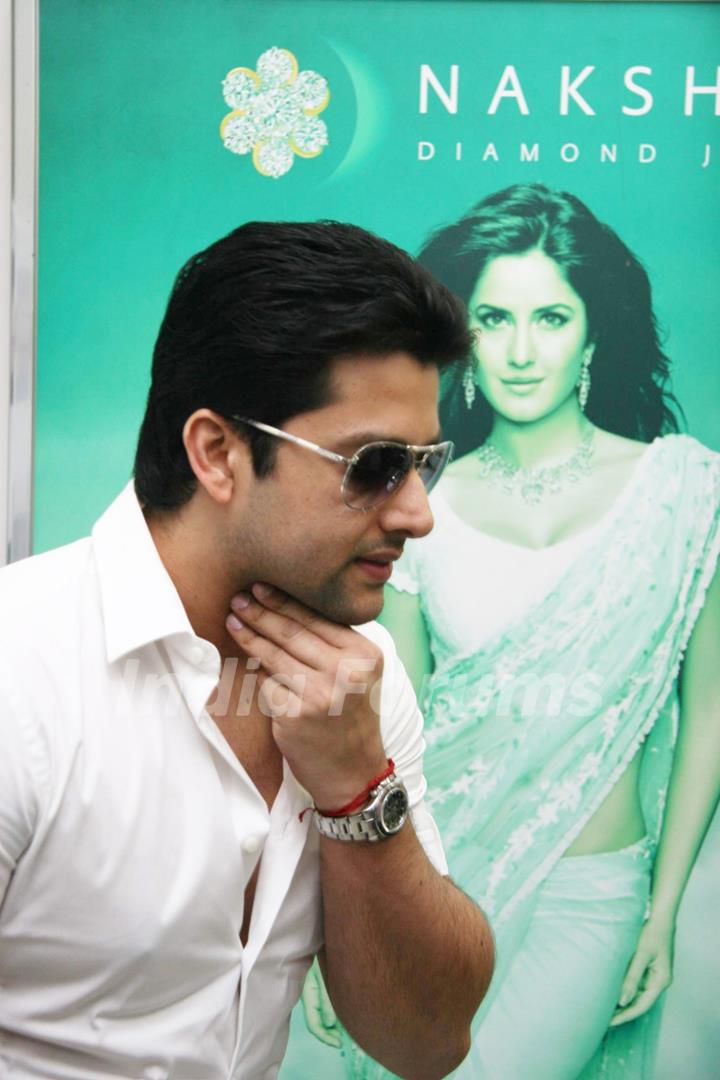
[220,47,330,179]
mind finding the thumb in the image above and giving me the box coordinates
[618,946,649,1007]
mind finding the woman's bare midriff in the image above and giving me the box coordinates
[562,746,646,856]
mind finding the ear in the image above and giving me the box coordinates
[182,409,249,505]
[583,342,596,365]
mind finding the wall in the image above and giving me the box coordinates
[1,0,36,567]
[0,0,11,566]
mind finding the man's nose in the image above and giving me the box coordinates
[508,322,535,368]
[377,466,434,539]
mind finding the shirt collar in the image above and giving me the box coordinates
[92,481,196,664]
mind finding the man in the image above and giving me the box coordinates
[0,222,494,1079]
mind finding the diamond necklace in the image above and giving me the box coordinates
[476,426,596,505]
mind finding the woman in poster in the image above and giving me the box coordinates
[301,183,720,1079]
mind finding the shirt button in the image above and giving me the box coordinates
[242,835,262,854]
[189,644,206,665]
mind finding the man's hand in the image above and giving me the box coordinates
[226,582,387,809]
[228,581,494,1079]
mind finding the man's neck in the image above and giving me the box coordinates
[144,500,249,660]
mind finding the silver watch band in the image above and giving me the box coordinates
[313,773,409,843]
[313,810,385,843]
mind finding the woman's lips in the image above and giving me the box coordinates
[501,378,544,394]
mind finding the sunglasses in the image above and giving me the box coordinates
[231,417,454,511]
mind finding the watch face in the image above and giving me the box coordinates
[378,786,409,836]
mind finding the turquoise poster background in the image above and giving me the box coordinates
[38,0,718,552]
[37,2,719,1078]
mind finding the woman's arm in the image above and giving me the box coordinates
[377,585,434,700]
[612,558,720,1025]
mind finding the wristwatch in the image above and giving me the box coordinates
[313,773,410,842]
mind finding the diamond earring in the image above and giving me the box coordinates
[463,361,477,409]
[577,354,592,412]
[464,328,483,410]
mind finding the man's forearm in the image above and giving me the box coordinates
[222,586,494,1075]
[320,823,494,1080]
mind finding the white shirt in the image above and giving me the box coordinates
[0,483,447,1080]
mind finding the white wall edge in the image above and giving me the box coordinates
[4,0,37,565]
[0,0,11,566]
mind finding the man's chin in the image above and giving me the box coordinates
[307,582,385,629]
[347,592,385,628]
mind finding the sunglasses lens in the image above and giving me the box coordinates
[343,445,414,509]
[342,441,453,509]
[417,442,452,495]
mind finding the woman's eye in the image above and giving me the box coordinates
[476,311,506,330]
[540,311,569,328]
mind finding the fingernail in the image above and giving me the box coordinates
[226,614,244,631]
[231,593,251,610]
[252,582,272,599]
[619,993,630,1007]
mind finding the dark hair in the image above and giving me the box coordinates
[418,183,683,448]
[134,220,472,510]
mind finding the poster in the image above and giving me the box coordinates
[35,2,719,1077]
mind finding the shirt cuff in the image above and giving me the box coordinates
[411,802,449,876]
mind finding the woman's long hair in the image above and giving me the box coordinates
[419,183,683,449]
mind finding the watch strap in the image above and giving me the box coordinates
[313,809,386,843]
[313,773,409,843]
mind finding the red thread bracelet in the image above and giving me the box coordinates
[315,759,395,818]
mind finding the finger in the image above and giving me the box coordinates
[301,979,343,1047]
[619,954,648,1006]
[249,583,359,648]
[304,1000,343,1046]
[257,672,306,720]
[620,979,637,1008]
[312,1025,343,1049]
[609,985,662,1027]
[229,593,329,671]
[308,1020,343,1048]
[317,972,338,1029]
[231,591,383,684]
[226,611,311,680]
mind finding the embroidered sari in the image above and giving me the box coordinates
[346,435,720,1079]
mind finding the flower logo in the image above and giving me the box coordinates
[220,47,330,179]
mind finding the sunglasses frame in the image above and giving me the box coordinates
[230,416,453,511]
